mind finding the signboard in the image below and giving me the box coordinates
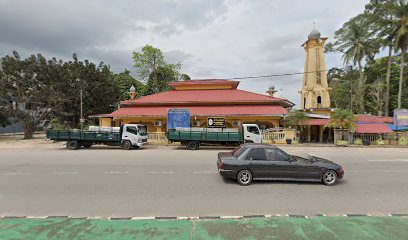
[394,109,408,126]
[207,117,226,128]
[167,109,190,129]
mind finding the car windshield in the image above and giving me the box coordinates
[231,146,247,158]
[137,126,147,136]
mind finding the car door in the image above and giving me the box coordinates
[244,148,269,179]
[265,148,296,179]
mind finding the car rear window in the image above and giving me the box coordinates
[231,146,247,158]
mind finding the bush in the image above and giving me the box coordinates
[336,140,348,146]
[354,138,363,145]
[49,118,70,130]
[397,136,408,145]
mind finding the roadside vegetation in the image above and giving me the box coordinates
[326,0,408,116]
[0,45,190,138]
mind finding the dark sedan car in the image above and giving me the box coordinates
[217,143,344,186]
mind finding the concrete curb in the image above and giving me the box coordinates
[1,213,407,221]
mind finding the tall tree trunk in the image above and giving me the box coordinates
[398,51,405,109]
[357,61,365,113]
[385,44,393,116]
[23,119,35,139]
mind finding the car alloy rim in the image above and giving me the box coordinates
[239,172,250,184]
[324,171,336,184]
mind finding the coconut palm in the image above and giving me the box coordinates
[287,111,308,131]
[328,14,380,113]
[328,109,356,141]
[392,0,408,108]
[365,0,399,116]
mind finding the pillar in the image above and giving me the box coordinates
[319,125,324,143]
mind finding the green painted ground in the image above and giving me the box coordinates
[0,217,407,240]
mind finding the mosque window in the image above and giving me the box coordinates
[304,97,306,109]
[317,96,322,104]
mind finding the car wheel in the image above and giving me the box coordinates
[237,170,252,186]
[322,170,338,186]
[67,140,80,150]
[187,141,199,150]
[121,141,132,150]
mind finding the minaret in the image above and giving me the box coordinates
[299,26,331,110]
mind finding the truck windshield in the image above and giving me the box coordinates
[137,126,147,136]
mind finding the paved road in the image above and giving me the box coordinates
[0,143,408,217]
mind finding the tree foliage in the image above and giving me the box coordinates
[328,109,356,140]
[0,52,121,138]
[327,0,408,115]
[287,111,308,130]
[132,44,183,94]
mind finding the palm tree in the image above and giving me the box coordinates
[287,111,308,131]
[328,109,356,141]
[328,14,380,113]
[393,0,408,108]
[366,0,399,116]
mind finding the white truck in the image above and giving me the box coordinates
[47,124,148,150]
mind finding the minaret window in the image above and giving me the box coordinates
[317,96,322,104]
[304,97,306,109]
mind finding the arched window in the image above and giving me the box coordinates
[317,96,322,104]
[303,97,306,109]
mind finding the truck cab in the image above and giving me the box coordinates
[121,124,148,149]
[242,124,262,143]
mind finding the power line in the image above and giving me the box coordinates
[228,70,329,80]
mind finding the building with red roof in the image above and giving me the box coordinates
[98,79,294,132]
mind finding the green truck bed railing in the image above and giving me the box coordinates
[46,130,121,142]
[167,129,242,142]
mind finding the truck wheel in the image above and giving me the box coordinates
[187,141,199,150]
[67,140,80,150]
[122,140,132,150]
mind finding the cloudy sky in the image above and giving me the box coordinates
[0,0,368,106]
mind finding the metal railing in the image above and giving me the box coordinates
[148,132,167,143]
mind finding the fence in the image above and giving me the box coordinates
[352,133,380,143]
[262,129,296,144]
[148,132,167,143]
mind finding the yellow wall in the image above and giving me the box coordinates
[99,118,113,127]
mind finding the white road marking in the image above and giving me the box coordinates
[52,171,78,175]
[104,171,129,174]
[2,172,31,176]
[193,171,218,174]
[348,170,408,173]
[148,171,174,174]
[220,216,242,219]
[26,216,47,219]
[369,159,408,162]
[131,216,155,220]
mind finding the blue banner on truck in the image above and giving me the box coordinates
[167,109,190,129]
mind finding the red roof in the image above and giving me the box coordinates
[355,123,392,134]
[355,114,393,123]
[110,105,288,117]
[121,89,293,107]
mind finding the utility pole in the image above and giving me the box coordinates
[78,78,84,131]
